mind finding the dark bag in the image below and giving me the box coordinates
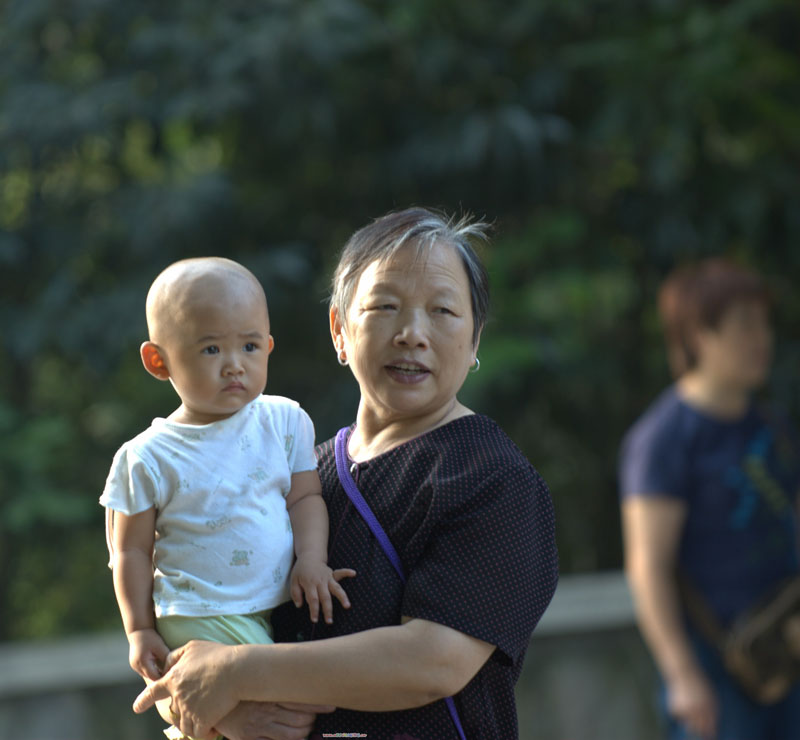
[680,575,800,704]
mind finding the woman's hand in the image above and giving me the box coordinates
[215,701,336,740]
[133,639,242,739]
[666,666,718,740]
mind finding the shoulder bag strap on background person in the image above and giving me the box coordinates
[335,427,468,740]
[676,573,728,653]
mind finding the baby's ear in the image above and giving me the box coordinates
[140,342,170,380]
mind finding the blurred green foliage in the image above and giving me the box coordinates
[1,0,799,640]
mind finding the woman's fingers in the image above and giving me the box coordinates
[163,643,187,673]
[215,701,335,740]
[167,707,215,740]
[133,643,189,713]
[133,678,171,713]
[135,640,239,740]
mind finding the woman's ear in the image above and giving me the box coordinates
[330,307,350,366]
[140,342,170,380]
[472,326,483,360]
[329,307,344,352]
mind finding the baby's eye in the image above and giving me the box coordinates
[243,342,257,352]
[202,345,220,355]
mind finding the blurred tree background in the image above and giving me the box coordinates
[1,0,799,641]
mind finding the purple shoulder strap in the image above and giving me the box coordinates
[335,428,406,583]
[334,428,468,740]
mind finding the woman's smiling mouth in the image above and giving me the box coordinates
[385,361,430,383]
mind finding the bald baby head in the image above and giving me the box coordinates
[145,257,268,343]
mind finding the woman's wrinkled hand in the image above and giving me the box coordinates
[133,640,241,740]
[215,700,336,740]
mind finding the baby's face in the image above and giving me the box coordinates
[160,285,272,425]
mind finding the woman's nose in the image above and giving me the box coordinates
[394,309,429,347]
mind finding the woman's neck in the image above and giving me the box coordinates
[349,399,472,462]
[677,371,752,420]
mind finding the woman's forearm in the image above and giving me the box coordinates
[233,618,492,711]
[132,616,494,736]
[627,560,699,681]
[622,497,699,683]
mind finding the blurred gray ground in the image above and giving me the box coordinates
[0,572,661,740]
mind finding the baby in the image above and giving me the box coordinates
[100,257,353,712]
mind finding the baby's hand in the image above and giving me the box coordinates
[127,627,169,681]
[290,557,356,625]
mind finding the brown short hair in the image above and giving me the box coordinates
[658,257,769,378]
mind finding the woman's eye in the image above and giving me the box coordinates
[202,346,220,355]
[434,306,455,315]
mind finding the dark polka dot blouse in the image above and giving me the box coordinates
[272,414,558,740]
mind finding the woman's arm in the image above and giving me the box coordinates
[237,616,495,708]
[134,617,495,739]
[622,495,717,740]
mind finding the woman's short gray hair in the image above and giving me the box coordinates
[330,207,490,347]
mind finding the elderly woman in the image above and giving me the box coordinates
[134,207,559,740]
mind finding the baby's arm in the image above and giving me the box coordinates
[285,470,355,624]
[109,507,169,681]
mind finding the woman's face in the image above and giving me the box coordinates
[332,241,479,428]
[694,299,773,390]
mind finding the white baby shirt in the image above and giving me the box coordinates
[100,394,317,618]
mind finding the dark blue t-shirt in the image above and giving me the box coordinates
[619,385,800,625]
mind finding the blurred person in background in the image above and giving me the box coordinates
[619,258,800,740]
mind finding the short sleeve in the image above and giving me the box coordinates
[619,415,689,501]
[286,406,317,473]
[99,443,160,515]
[99,444,160,568]
[401,464,558,666]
